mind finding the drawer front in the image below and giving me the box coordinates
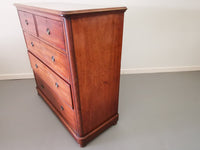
[28,52,73,109]
[24,32,71,83]
[35,15,65,50]
[35,73,76,130]
[18,11,37,36]
[34,72,57,107]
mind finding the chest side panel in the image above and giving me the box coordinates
[71,12,125,135]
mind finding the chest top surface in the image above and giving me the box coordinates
[14,3,127,16]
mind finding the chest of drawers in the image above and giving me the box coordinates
[15,3,127,147]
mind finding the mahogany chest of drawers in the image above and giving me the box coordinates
[15,3,127,147]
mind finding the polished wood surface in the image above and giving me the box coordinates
[64,18,84,137]
[35,15,65,50]
[28,52,74,109]
[24,32,71,83]
[37,88,79,136]
[15,3,126,147]
[18,11,37,36]
[28,52,77,131]
[71,12,124,135]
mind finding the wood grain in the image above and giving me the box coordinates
[35,15,65,50]
[18,11,37,36]
[28,52,74,110]
[71,12,125,135]
[24,32,71,83]
[63,18,84,137]
[15,3,126,147]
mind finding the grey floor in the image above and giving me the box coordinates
[1,72,200,150]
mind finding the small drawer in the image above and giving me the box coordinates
[18,11,37,36]
[28,52,73,109]
[35,15,65,50]
[24,32,71,83]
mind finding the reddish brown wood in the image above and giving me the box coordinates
[28,52,74,110]
[71,12,125,135]
[63,18,83,137]
[24,32,71,83]
[37,88,79,136]
[77,114,119,147]
[35,15,66,50]
[15,3,126,147]
[18,11,37,36]
[37,88,118,147]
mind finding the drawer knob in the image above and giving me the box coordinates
[25,19,28,25]
[46,28,50,35]
[35,64,38,68]
[55,82,59,88]
[61,106,64,111]
[31,42,34,47]
[41,84,44,89]
[51,56,55,62]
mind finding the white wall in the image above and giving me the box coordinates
[122,0,200,73]
[0,0,200,79]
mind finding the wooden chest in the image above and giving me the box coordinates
[15,3,127,147]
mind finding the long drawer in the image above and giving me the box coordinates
[24,32,71,83]
[28,53,76,128]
